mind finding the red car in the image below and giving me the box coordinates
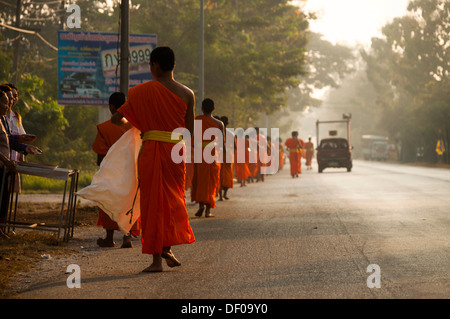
[316,138,353,173]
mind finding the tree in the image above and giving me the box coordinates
[362,0,450,163]
[131,0,310,127]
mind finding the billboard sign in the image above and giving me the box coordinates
[57,31,157,106]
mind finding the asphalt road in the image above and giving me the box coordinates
[9,160,450,300]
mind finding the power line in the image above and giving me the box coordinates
[0,22,58,51]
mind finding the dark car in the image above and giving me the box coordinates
[316,138,353,173]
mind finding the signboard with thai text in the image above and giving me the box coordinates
[57,31,157,106]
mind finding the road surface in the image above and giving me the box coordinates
[8,160,450,300]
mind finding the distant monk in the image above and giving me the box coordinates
[219,116,234,200]
[92,92,140,248]
[112,46,195,273]
[247,135,258,183]
[235,128,250,187]
[297,136,305,174]
[191,98,224,217]
[254,127,267,182]
[278,137,285,171]
[304,136,314,170]
[285,131,302,178]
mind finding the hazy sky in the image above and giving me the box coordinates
[297,0,411,47]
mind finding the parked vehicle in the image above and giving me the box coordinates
[317,137,353,173]
[361,135,389,161]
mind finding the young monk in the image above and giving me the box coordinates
[191,98,224,217]
[219,116,234,200]
[92,92,140,248]
[112,46,195,273]
[285,131,302,178]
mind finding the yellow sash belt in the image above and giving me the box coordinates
[141,130,184,144]
[289,148,299,153]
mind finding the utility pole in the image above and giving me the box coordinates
[198,0,204,115]
[12,0,22,83]
[60,0,65,30]
[120,0,130,97]
[98,0,129,124]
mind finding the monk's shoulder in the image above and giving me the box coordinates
[173,81,194,103]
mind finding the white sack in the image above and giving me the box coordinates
[76,126,142,234]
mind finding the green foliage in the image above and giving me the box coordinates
[1,0,363,184]
[362,0,450,163]
[131,0,310,127]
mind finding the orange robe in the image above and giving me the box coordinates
[117,80,195,255]
[248,137,258,178]
[279,143,285,170]
[191,115,221,208]
[305,141,314,166]
[235,137,251,181]
[185,150,194,191]
[298,139,305,173]
[92,120,141,236]
[220,130,234,189]
[285,138,301,177]
[257,134,268,173]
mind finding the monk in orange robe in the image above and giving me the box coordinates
[92,92,140,248]
[297,137,305,174]
[219,116,234,200]
[304,137,314,170]
[278,137,285,171]
[112,46,195,273]
[285,131,302,178]
[235,129,250,187]
[254,127,267,182]
[247,136,258,182]
[192,98,224,217]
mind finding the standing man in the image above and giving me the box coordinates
[112,46,195,273]
[191,98,224,217]
[92,92,140,248]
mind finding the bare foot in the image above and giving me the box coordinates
[142,264,163,273]
[120,234,133,248]
[195,206,204,217]
[97,238,115,247]
[161,250,181,267]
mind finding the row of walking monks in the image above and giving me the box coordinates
[185,119,315,218]
[91,92,313,247]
